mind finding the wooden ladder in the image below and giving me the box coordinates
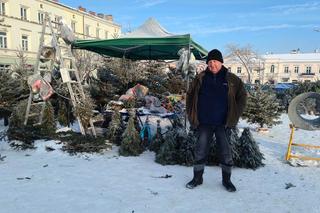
[24,12,96,136]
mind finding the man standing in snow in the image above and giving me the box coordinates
[186,49,247,192]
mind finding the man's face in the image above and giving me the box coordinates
[207,60,222,74]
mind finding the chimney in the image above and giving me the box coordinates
[78,6,86,12]
[97,13,104,19]
[104,15,113,21]
[89,11,96,16]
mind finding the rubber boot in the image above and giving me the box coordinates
[186,170,204,189]
[222,171,236,192]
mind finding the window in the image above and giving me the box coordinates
[96,28,100,38]
[71,21,76,33]
[306,66,312,74]
[237,67,241,73]
[284,66,289,73]
[38,12,45,24]
[85,25,90,36]
[105,31,108,39]
[0,2,6,15]
[227,67,231,72]
[294,66,299,73]
[270,65,275,73]
[20,7,27,20]
[0,32,7,48]
[22,35,28,51]
[0,64,10,72]
[54,16,59,28]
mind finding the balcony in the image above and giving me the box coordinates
[299,73,315,76]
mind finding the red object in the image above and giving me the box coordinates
[32,80,53,101]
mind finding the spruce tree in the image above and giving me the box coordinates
[119,111,143,156]
[238,128,264,169]
[243,87,282,128]
[155,127,180,165]
[7,100,56,147]
[58,101,68,127]
[177,129,197,166]
[226,127,241,166]
[39,102,56,137]
[107,110,123,145]
[0,69,29,124]
[207,128,241,166]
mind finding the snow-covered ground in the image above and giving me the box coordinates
[1,114,320,213]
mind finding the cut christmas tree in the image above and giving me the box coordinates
[243,86,282,130]
[119,111,143,156]
[237,128,265,169]
[107,110,124,145]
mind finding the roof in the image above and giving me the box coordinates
[121,17,174,38]
[262,53,320,62]
[45,0,121,27]
[72,34,208,60]
[72,18,208,60]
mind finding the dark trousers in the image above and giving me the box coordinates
[194,125,233,173]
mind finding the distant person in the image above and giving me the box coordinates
[186,49,247,192]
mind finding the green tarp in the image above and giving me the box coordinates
[72,34,207,60]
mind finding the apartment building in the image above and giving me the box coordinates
[0,0,121,71]
[225,51,320,84]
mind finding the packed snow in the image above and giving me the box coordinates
[1,114,320,213]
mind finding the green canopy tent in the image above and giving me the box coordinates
[71,18,208,128]
[71,34,207,60]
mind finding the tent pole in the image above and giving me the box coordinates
[185,38,191,130]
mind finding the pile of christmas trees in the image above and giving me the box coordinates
[105,108,265,169]
[7,100,56,149]
[154,126,264,170]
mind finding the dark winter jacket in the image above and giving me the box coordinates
[197,68,228,125]
[186,66,247,128]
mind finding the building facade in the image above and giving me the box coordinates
[0,0,121,71]
[225,52,320,84]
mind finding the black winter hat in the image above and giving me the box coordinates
[206,49,224,64]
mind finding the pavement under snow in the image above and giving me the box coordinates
[0,114,320,213]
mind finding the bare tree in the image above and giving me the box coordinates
[226,44,263,84]
[11,48,32,79]
[72,49,103,83]
[112,33,120,39]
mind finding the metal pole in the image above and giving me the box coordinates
[185,36,191,130]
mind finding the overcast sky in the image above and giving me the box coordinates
[60,0,320,54]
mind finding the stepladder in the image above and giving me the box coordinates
[24,12,96,136]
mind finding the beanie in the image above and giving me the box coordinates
[206,49,223,64]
